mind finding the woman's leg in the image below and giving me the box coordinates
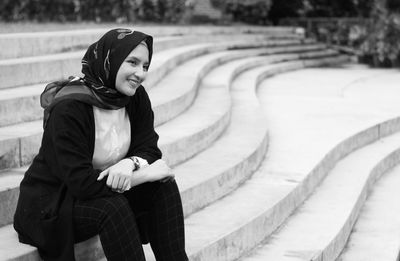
[124,180,188,261]
[73,195,145,261]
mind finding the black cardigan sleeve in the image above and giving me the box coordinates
[45,100,114,200]
[129,86,162,164]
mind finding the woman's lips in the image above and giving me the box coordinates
[128,79,140,87]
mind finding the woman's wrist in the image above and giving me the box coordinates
[127,156,140,171]
[129,167,149,187]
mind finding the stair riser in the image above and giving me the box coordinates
[0,51,276,225]
[1,42,312,127]
[1,47,264,169]
[194,116,400,261]
[1,47,331,173]
[314,148,400,261]
[0,37,289,90]
[0,56,346,224]
[0,27,300,59]
[2,57,347,261]
[185,58,365,261]
[182,131,269,217]
[0,186,19,227]
[152,45,333,128]
[0,95,42,128]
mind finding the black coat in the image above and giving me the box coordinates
[13,86,162,261]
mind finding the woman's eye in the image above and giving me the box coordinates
[128,60,137,65]
[143,66,149,72]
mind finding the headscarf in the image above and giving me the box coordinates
[40,28,153,128]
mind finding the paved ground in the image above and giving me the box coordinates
[235,63,400,260]
[258,63,400,177]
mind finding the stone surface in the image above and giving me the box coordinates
[338,164,400,261]
[0,26,300,59]
[0,40,315,127]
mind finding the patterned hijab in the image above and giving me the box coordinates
[40,28,153,128]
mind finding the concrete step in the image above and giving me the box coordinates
[0,51,271,259]
[143,57,359,261]
[0,42,322,127]
[0,53,349,230]
[337,165,400,261]
[0,55,344,261]
[0,46,333,170]
[240,129,400,261]
[0,52,268,227]
[0,26,302,59]
[0,48,294,227]
[0,36,302,90]
[232,65,400,261]
[0,51,347,228]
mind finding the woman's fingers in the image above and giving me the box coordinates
[111,176,121,190]
[117,177,126,190]
[97,168,110,181]
[122,179,131,191]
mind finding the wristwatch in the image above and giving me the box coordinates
[129,156,141,171]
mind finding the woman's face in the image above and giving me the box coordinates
[115,42,149,96]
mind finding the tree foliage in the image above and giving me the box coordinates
[360,0,400,67]
[0,0,185,23]
[268,0,304,25]
[222,0,272,25]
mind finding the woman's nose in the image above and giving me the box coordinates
[135,67,146,80]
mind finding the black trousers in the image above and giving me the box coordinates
[73,180,188,261]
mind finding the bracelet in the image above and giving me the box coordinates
[128,156,140,171]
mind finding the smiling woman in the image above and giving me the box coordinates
[13,28,188,261]
[115,41,150,96]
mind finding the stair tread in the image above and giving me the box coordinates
[0,55,350,258]
[142,57,351,260]
[0,53,270,261]
[235,66,400,260]
[0,225,38,260]
[0,57,347,225]
[241,132,400,261]
[0,42,323,101]
[0,35,196,65]
[338,164,400,261]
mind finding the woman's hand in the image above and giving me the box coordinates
[141,159,174,182]
[128,159,175,187]
[97,159,134,192]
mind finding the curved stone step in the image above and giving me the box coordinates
[0,50,271,261]
[0,46,332,171]
[0,42,322,127]
[0,52,268,261]
[0,50,345,227]
[0,53,264,228]
[0,56,348,261]
[0,26,302,59]
[337,165,400,261]
[0,36,302,90]
[144,57,355,261]
[240,129,400,261]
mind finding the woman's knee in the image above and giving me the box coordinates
[156,179,180,197]
[99,195,134,221]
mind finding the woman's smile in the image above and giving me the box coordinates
[128,78,140,88]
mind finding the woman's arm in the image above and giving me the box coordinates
[46,100,114,200]
[128,86,162,163]
[97,158,174,192]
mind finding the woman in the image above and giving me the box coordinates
[13,28,188,261]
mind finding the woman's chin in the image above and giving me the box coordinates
[116,84,138,96]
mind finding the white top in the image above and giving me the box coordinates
[92,106,131,171]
